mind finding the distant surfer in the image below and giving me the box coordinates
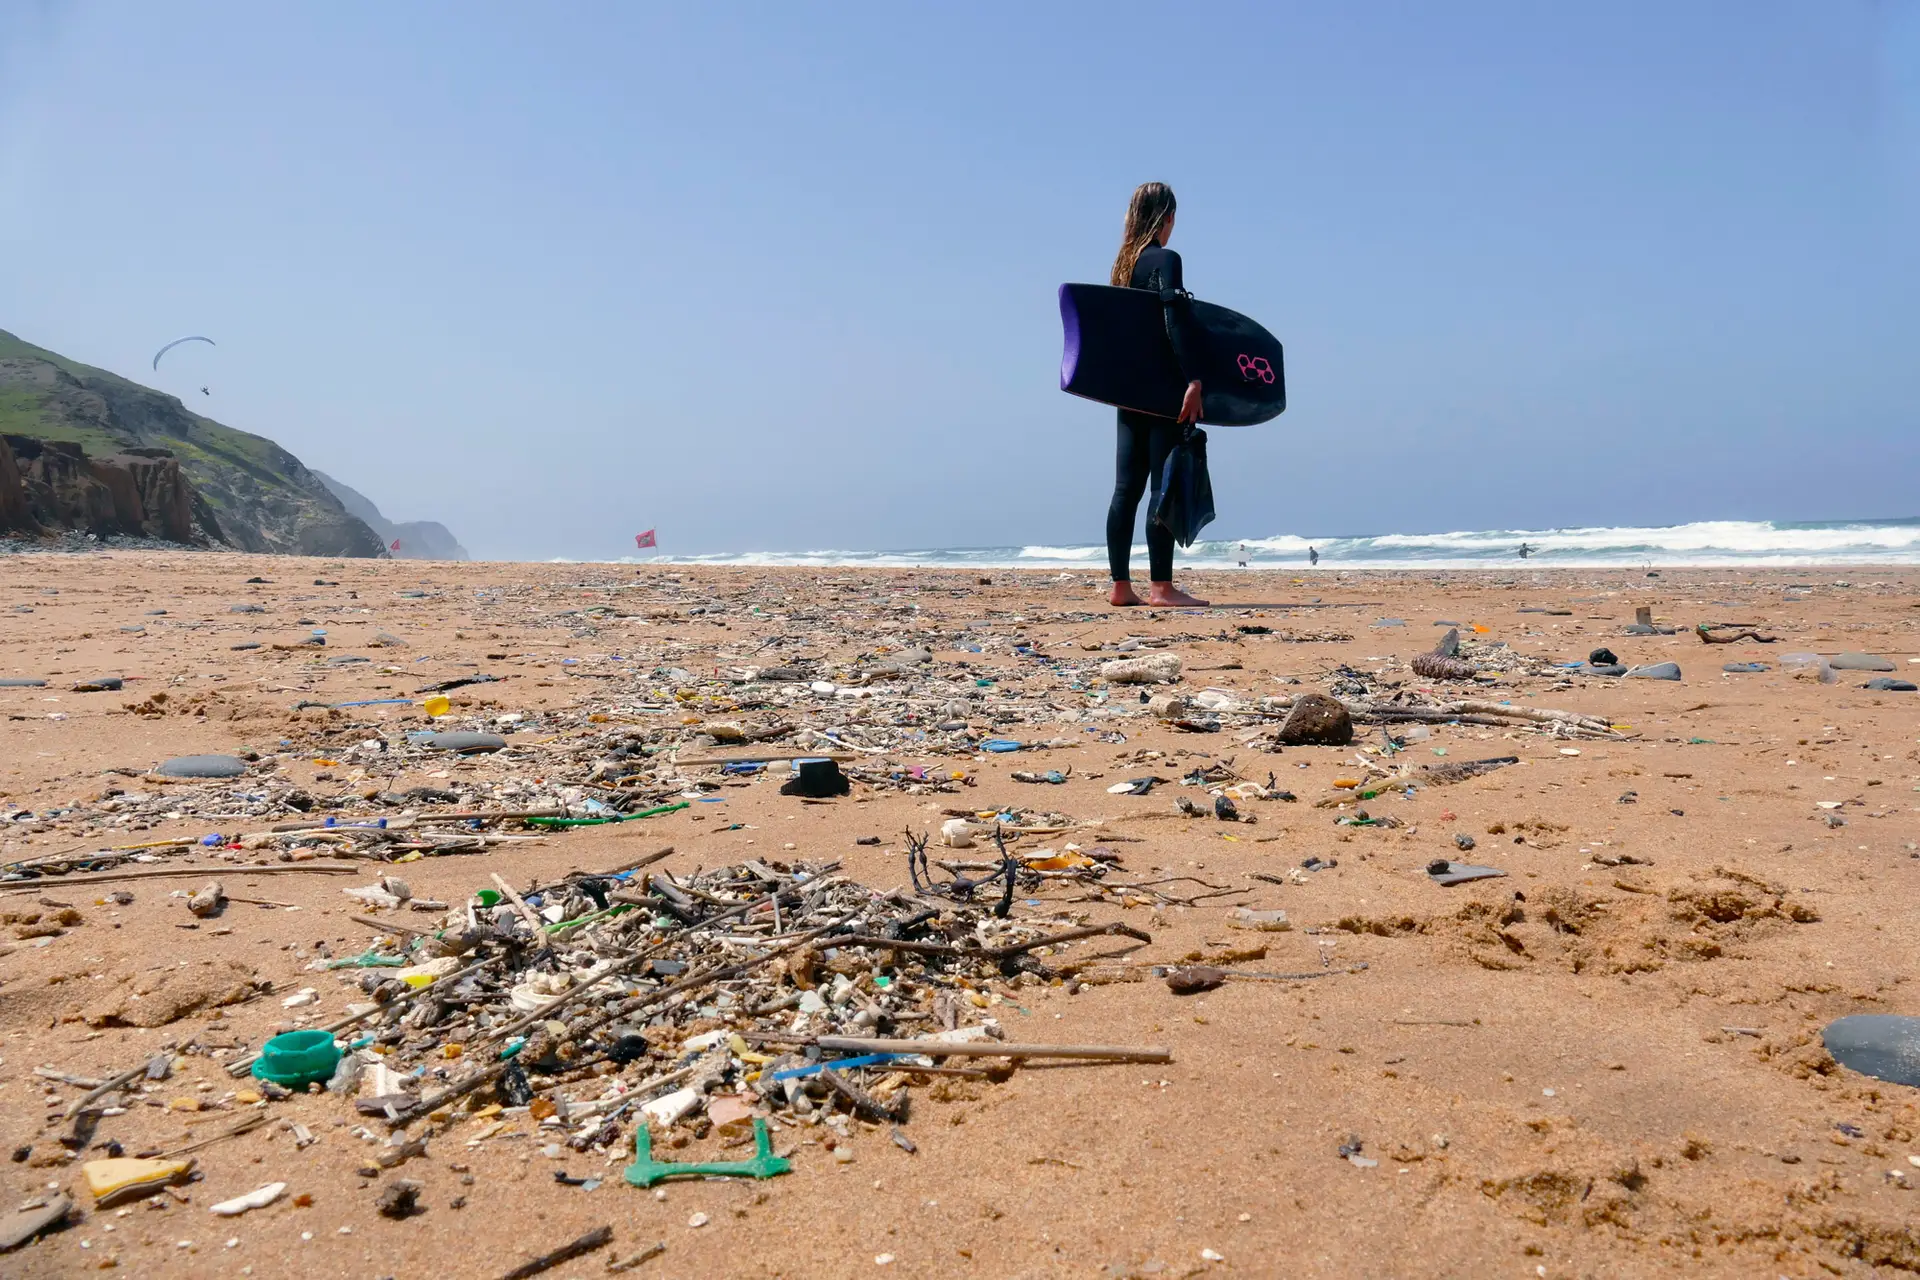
[1308,545,1319,566]
[1237,543,1249,568]
[1106,182,1207,608]
[1517,542,1534,559]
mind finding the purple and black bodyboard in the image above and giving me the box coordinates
[1058,282,1285,427]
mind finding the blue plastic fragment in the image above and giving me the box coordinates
[770,1053,905,1081]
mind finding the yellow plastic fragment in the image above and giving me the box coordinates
[83,1157,195,1207]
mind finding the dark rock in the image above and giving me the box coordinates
[1624,662,1681,680]
[374,1179,423,1219]
[498,1061,533,1107]
[1453,833,1476,851]
[1864,678,1916,692]
[0,1192,72,1252]
[1822,1014,1920,1087]
[154,754,247,779]
[1587,647,1618,666]
[1578,664,1627,677]
[1276,693,1353,746]
[1165,966,1226,995]
[607,1034,650,1064]
[0,678,47,687]
[1831,652,1895,672]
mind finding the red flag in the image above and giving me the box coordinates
[633,530,657,549]
[389,539,401,552]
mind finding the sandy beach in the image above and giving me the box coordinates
[3,552,1918,1278]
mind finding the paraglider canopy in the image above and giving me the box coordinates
[153,336,214,370]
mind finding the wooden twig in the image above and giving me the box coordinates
[606,1242,667,1273]
[4,862,358,892]
[490,873,547,938]
[669,751,855,767]
[497,1224,613,1280]
[350,914,439,937]
[63,1060,151,1120]
[269,809,564,832]
[812,1036,1170,1063]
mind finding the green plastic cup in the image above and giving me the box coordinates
[251,1029,342,1088]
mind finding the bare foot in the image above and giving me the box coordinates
[1146,582,1209,607]
[1109,582,1143,607]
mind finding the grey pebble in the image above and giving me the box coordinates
[413,731,507,754]
[153,754,248,779]
[1823,1014,1920,1087]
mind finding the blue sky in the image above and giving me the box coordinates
[2,1,1914,560]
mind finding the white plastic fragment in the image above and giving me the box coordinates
[1100,653,1183,685]
[210,1182,285,1216]
[642,1087,701,1127]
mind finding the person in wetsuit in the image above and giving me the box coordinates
[1106,181,1208,608]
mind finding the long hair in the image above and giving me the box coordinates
[1110,182,1177,287]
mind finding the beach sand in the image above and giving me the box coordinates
[2,552,1917,1278]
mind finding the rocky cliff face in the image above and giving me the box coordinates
[0,329,387,556]
[0,438,30,531]
[1,436,221,542]
[313,471,470,560]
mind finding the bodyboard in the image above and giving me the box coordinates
[1059,283,1285,427]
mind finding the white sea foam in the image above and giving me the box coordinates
[584,518,1920,570]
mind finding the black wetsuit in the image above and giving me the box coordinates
[1107,244,1200,583]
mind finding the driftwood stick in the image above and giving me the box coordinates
[62,1060,152,1120]
[987,922,1152,959]
[1444,699,1614,731]
[812,1036,1171,1063]
[669,751,856,767]
[606,1242,668,1273]
[350,913,439,937]
[525,846,675,897]
[497,1224,614,1280]
[490,873,547,938]
[269,809,565,832]
[4,862,359,892]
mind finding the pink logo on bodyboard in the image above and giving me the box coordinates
[1236,354,1274,385]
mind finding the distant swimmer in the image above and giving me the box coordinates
[1237,543,1249,568]
[1517,542,1534,559]
[1308,545,1319,566]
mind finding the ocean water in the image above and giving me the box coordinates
[616,518,1920,571]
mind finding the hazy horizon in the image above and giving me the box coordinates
[4,2,1916,561]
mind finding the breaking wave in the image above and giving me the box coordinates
[603,518,1920,570]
